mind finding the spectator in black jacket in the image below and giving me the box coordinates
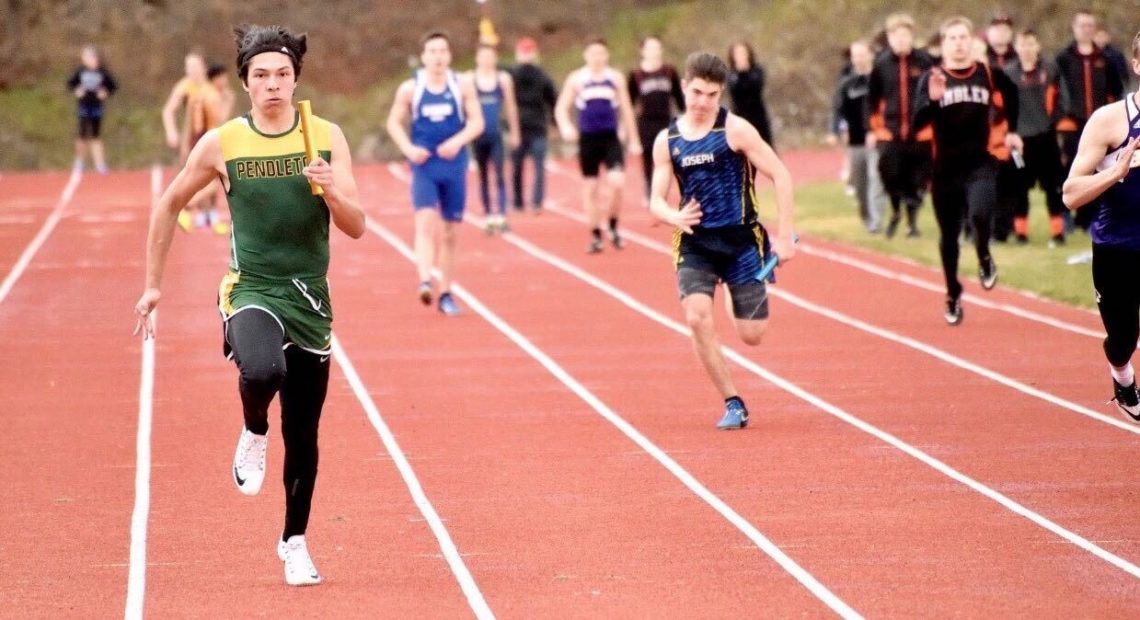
[67,45,117,174]
[726,41,774,146]
[1095,26,1132,91]
[629,36,685,201]
[1056,10,1125,230]
[510,37,557,213]
[828,40,886,232]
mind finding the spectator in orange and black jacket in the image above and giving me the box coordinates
[984,12,1021,243]
[1056,10,1125,230]
[866,12,935,238]
[1007,29,1067,246]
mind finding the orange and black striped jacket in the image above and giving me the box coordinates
[866,48,935,143]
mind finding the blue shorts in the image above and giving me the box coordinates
[674,224,768,286]
[411,156,468,222]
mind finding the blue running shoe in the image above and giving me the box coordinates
[438,292,462,316]
[716,400,749,430]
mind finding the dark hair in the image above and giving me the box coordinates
[1017,28,1039,39]
[684,51,729,84]
[207,63,227,80]
[421,30,451,50]
[233,24,306,83]
[726,41,756,70]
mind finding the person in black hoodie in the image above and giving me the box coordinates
[67,45,117,174]
[509,37,557,213]
[726,41,774,146]
[828,40,886,232]
[913,16,1021,325]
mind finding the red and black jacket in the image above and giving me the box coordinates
[1055,42,1124,130]
[866,48,935,143]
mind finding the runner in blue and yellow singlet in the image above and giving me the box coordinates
[134,24,365,586]
[649,52,796,430]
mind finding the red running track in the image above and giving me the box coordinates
[0,154,1137,617]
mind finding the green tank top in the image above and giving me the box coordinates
[219,111,333,282]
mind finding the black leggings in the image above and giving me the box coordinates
[932,160,997,299]
[878,141,932,226]
[226,309,329,539]
[1093,244,1140,367]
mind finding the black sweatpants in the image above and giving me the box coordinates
[226,308,329,540]
[878,141,932,226]
[992,159,1019,242]
[932,158,997,299]
[1092,244,1140,367]
[637,117,669,198]
[1015,131,1067,219]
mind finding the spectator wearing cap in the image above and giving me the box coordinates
[509,37,557,213]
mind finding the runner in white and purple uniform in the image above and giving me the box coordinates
[555,38,641,253]
[1062,30,1140,423]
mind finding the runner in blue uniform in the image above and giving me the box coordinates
[471,43,520,234]
[387,31,485,316]
[1063,30,1140,423]
[649,52,796,430]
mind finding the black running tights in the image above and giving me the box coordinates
[226,308,329,540]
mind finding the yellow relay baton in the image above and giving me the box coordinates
[298,100,324,196]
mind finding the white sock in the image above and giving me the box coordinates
[1110,363,1135,386]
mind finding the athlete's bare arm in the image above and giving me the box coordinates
[648,129,701,232]
[161,82,186,149]
[304,123,364,239]
[726,113,796,261]
[554,70,581,142]
[1063,102,1139,210]
[612,70,643,154]
[134,130,225,336]
[436,74,485,160]
[385,80,430,165]
[500,71,522,150]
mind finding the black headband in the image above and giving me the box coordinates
[238,44,297,71]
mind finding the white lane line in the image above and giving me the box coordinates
[363,216,862,619]
[483,221,1140,581]
[332,335,495,620]
[542,203,1136,436]
[124,311,156,620]
[124,165,162,620]
[0,167,82,305]
[797,243,1109,340]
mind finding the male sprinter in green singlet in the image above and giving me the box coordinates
[133,25,365,586]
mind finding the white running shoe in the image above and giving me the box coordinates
[277,535,322,586]
[232,428,268,496]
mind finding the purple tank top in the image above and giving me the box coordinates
[575,70,619,134]
[1092,94,1140,249]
